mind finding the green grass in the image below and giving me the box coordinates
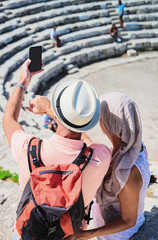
[0,166,19,183]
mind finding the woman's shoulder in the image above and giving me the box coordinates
[134,142,151,189]
[135,142,149,167]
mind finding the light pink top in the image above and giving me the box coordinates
[11,130,111,238]
[11,130,111,207]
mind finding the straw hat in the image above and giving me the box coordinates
[51,79,100,132]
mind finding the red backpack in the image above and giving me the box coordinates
[16,137,93,240]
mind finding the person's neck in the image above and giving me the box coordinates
[56,125,81,140]
[110,135,123,156]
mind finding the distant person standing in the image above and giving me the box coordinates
[50,25,62,47]
[118,0,125,28]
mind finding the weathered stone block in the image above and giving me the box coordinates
[125,23,141,31]
[0,20,18,35]
[130,39,151,50]
[127,49,138,56]
[150,38,158,48]
[0,13,8,23]
[68,67,79,74]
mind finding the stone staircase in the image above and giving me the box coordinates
[1,0,158,132]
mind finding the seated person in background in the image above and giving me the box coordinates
[50,25,62,47]
[41,114,57,132]
[109,24,121,43]
[66,92,150,240]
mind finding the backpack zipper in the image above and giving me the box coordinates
[39,170,73,175]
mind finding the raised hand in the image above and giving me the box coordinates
[25,96,51,115]
[18,58,44,88]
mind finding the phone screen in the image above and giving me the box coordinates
[29,46,42,72]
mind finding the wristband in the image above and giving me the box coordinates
[16,83,27,92]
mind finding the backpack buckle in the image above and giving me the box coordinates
[33,157,40,168]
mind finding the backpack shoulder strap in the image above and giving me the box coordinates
[72,143,93,171]
[81,146,93,172]
[84,200,94,225]
[27,137,44,173]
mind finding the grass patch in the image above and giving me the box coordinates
[0,166,19,183]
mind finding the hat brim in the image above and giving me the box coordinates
[51,79,101,133]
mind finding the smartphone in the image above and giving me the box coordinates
[29,46,42,72]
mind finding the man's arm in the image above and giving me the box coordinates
[3,83,25,146]
[3,59,43,146]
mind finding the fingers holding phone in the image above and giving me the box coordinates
[19,58,32,87]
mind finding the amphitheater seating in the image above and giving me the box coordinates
[1,0,158,129]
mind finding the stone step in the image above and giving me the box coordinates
[128,37,158,50]
[0,17,112,60]
[0,48,28,82]
[106,3,113,7]
[112,0,158,8]
[1,0,107,11]
[0,12,8,23]
[26,33,114,60]
[3,1,69,17]
[111,16,119,21]
[61,25,110,43]
[2,2,158,44]
[125,4,158,15]
[3,37,127,95]
[1,0,158,100]
[124,12,158,23]
[26,59,65,93]
[0,36,34,64]
[0,37,53,65]
[2,20,158,83]
[24,42,127,94]
[61,42,127,67]
[0,19,19,35]
[126,28,158,39]
[0,12,110,37]
[109,12,118,17]
[122,27,158,40]
[0,39,55,82]
[3,60,63,113]
[3,1,107,20]
[1,0,63,10]
[107,7,116,12]
[0,31,114,84]
[28,17,111,42]
[0,27,28,48]
[124,21,158,31]
[0,9,110,41]
[50,35,114,58]
[24,39,158,89]
[65,35,113,49]
[17,8,109,31]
